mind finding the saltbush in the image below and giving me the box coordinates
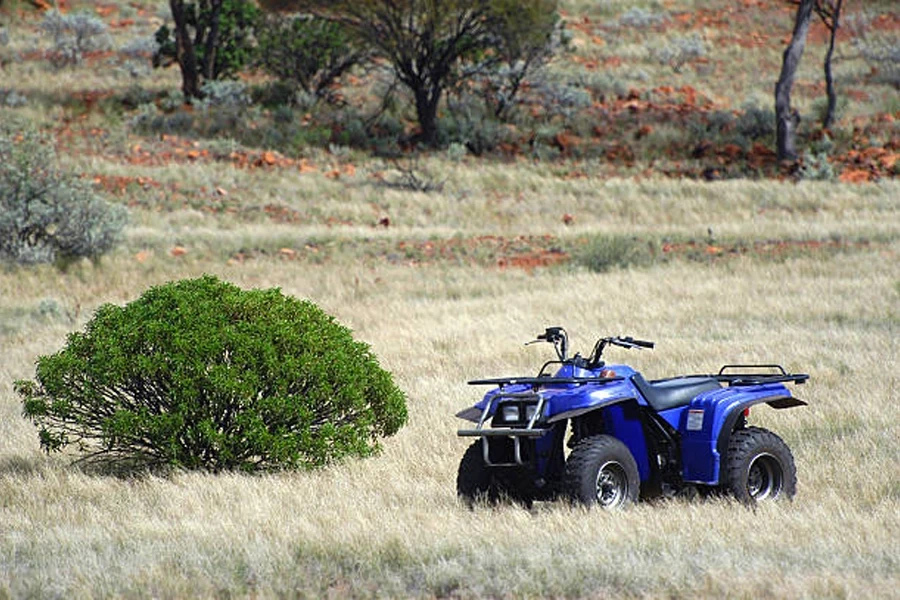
[617,8,668,29]
[656,34,706,73]
[0,128,127,266]
[799,150,835,182]
[17,275,408,473]
[40,10,111,68]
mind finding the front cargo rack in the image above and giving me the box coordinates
[468,375,622,387]
[457,391,549,466]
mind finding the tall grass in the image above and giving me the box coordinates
[1,232,898,597]
[1,0,898,596]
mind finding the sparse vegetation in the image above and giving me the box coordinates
[0,0,897,597]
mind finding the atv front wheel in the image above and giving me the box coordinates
[565,435,640,509]
[457,442,536,507]
[723,427,796,503]
[457,441,496,506]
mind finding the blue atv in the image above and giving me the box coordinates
[456,327,808,508]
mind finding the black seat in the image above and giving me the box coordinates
[632,374,721,412]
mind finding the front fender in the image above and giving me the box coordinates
[545,379,643,423]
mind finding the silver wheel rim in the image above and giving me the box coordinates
[747,453,784,500]
[595,461,628,508]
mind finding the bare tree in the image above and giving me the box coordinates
[814,0,843,129]
[775,0,815,161]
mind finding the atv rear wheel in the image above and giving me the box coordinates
[723,427,796,503]
[565,435,640,509]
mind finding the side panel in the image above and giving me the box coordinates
[680,383,794,484]
[601,401,652,481]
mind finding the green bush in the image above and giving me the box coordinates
[17,275,408,473]
[153,0,260,81]
[572,235,654,273]
[0,128,127,266]
[255,14,364,103]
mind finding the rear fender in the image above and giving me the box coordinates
[680,383,806,484]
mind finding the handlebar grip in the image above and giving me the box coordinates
[631,338,655,349]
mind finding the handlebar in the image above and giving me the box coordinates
[619,336,655,349]
[530,328,655,366]
[530,327,570,361]
[588,335,655,366]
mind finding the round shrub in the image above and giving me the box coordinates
[0,126,127,266]
[17,275,408,473]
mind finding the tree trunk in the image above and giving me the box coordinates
[775,0,815,161]
[170,0,201,98]
[819,0,843,129]
[203,0,224,81]
[413,86,442,147]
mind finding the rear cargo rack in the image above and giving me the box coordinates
[714,364,809,386]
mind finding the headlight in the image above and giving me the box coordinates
[524,404,537,421]
[502,405,520,422]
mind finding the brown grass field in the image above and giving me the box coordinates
[1,0,898,597]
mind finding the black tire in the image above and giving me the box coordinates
[565,435,640,509]
[457,441,536,508]
[723,426,796,503]
[457,441,498,506]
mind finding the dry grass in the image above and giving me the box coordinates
[1,0,899,597]
[1,230,898,598]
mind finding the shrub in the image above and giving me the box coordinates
[735,104,776,141]
[529,71,593,119]
[442,93,508,155]
[856,37,900,89]
[255,14,364,103]
[617,7,668,29]
[196,79,251,110]
[845,11,900,89]
[0,128,127,266]
[572,235,654,273]
[40,10,112,68]
[17,275,408,473]
[655,33,706,73]
[153,0,261,95]
[798,150,835,181]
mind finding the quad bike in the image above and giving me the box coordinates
[455,327,808,508]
